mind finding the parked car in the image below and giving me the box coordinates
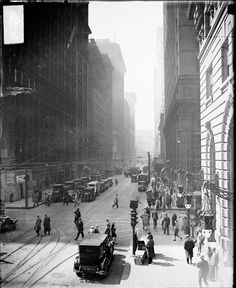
[87,181,100,197]
[0,215,17,233]
[131,174,138,183]
[81,187,96,202]
[73,233,114,278]
[99,180,106,193]
[51,184,64,202]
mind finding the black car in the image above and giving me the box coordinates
[0,215,17,233]
[73,233,114,278]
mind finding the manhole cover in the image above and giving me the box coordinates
[51,272,66,278]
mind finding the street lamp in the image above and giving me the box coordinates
[184,172,192,236]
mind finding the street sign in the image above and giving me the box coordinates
[16,175,25,183]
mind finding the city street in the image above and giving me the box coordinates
[1,176,224,288]
[1,176,136,287]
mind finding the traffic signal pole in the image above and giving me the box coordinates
[132,225,136,255]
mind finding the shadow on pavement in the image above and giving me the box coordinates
[155,253,179,262]
[80,254,129,285]
[151,261,174,266]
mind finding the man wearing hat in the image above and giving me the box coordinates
[184,234,195,264]
[197,255,209,288]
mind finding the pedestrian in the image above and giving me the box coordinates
[207,247,213,262]
[145,233,155,264]
[184,234,195,264]
[74,208,81,225]
[197,255,209,288]
[10,191,14,203]
[151,208,158,229]
[171,213,177,231]
[93,225,100,233]
[173,220,182,241]
[115,178,118,185]
[43,214,51,235]
[197,229,205,256]
[112,194,119,208]
[161,213,170,235]
[104,223,111,238]
[33,190,39,207]
[34,214,42,236]
[88,226,95,233]
[208,248,219,281]
[74,192,79,206]
[141,210,150,231]
[155,198,160,210]
[111,222,117,243]
[74,218,84,240]
[63,192,69,206]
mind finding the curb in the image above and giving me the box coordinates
[5,202,45,210]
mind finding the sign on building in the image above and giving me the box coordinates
[3,5,24,44]
[16,175,25,183]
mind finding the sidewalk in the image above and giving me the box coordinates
[5,189,52,209]
[120,187,224,288]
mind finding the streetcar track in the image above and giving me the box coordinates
[28,252,78,288]
[3,229,75,287]
[2,235,39,261]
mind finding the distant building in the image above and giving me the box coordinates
[154,27,164,158]
[125,92,136,165]
[88,39,113,171]
[163,2,201,174]
[135,129,154,166]
[96,39,126,168]
[187,2,234,286]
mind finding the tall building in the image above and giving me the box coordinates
[154,27,164,158]
[163,2,201,174]
[125,92,136,165]
[88,39,113,171]
[187,2,234,286]
[96,39,126,167]
[0,3,91,200]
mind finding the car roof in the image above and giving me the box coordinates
[88,181,99,185]
[79,233,108,246]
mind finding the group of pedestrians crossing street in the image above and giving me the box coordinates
[73,208,117,243]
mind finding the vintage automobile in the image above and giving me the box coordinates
[73,233,114,278]
[81,187,96,202]
[0,215,17,233]
[138,180,148,192]
[131,174,138,183]
[107,178,113,187]
[99,180,106,193]
[51,184,64,202]
[87,181,100,197]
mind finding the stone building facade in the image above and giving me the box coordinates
[0,3,91,198]
[187,2,234,286]
[96,40,126,167]
[163,2,201,174]
[88,39,113,171]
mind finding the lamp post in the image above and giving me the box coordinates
[184,172,192,236]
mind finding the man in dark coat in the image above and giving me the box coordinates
[161,213,170,235]
[145,234,155,264]
[74,218,84,240]
[184,235,195,264]
[43,214,51,235]
[151,209,158,229]
[171,213,177,231]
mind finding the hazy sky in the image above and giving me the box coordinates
[89,2,163,131]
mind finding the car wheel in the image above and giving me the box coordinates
[76,272,83,278]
